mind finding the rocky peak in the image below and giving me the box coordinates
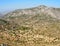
[37,5,47,8]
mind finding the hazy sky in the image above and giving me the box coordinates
[0,0,60,12]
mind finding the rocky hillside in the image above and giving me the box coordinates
[5,5,60,19]
[0,5,60,46]
[4,5,60,25]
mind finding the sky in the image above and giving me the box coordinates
[0,0,60,13]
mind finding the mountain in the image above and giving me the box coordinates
[5,5,60,19]
[0,12,3,15]
[4,5,60,25]
[0,13,2,16]
[0,5,60,46]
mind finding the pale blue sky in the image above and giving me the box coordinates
[0,0,60,12]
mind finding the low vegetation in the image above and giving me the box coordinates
[0,5,60,46]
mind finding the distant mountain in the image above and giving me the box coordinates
[0,13,2,16]
[0,13,3,18]
[5,5,60,19]
[4,5,60,25]
[0,5,60,46]
[0,9,14,15]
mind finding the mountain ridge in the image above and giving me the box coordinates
[4,5,60,19]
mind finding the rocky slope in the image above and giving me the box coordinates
[5,5,60,19]
[0,5,60,46]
